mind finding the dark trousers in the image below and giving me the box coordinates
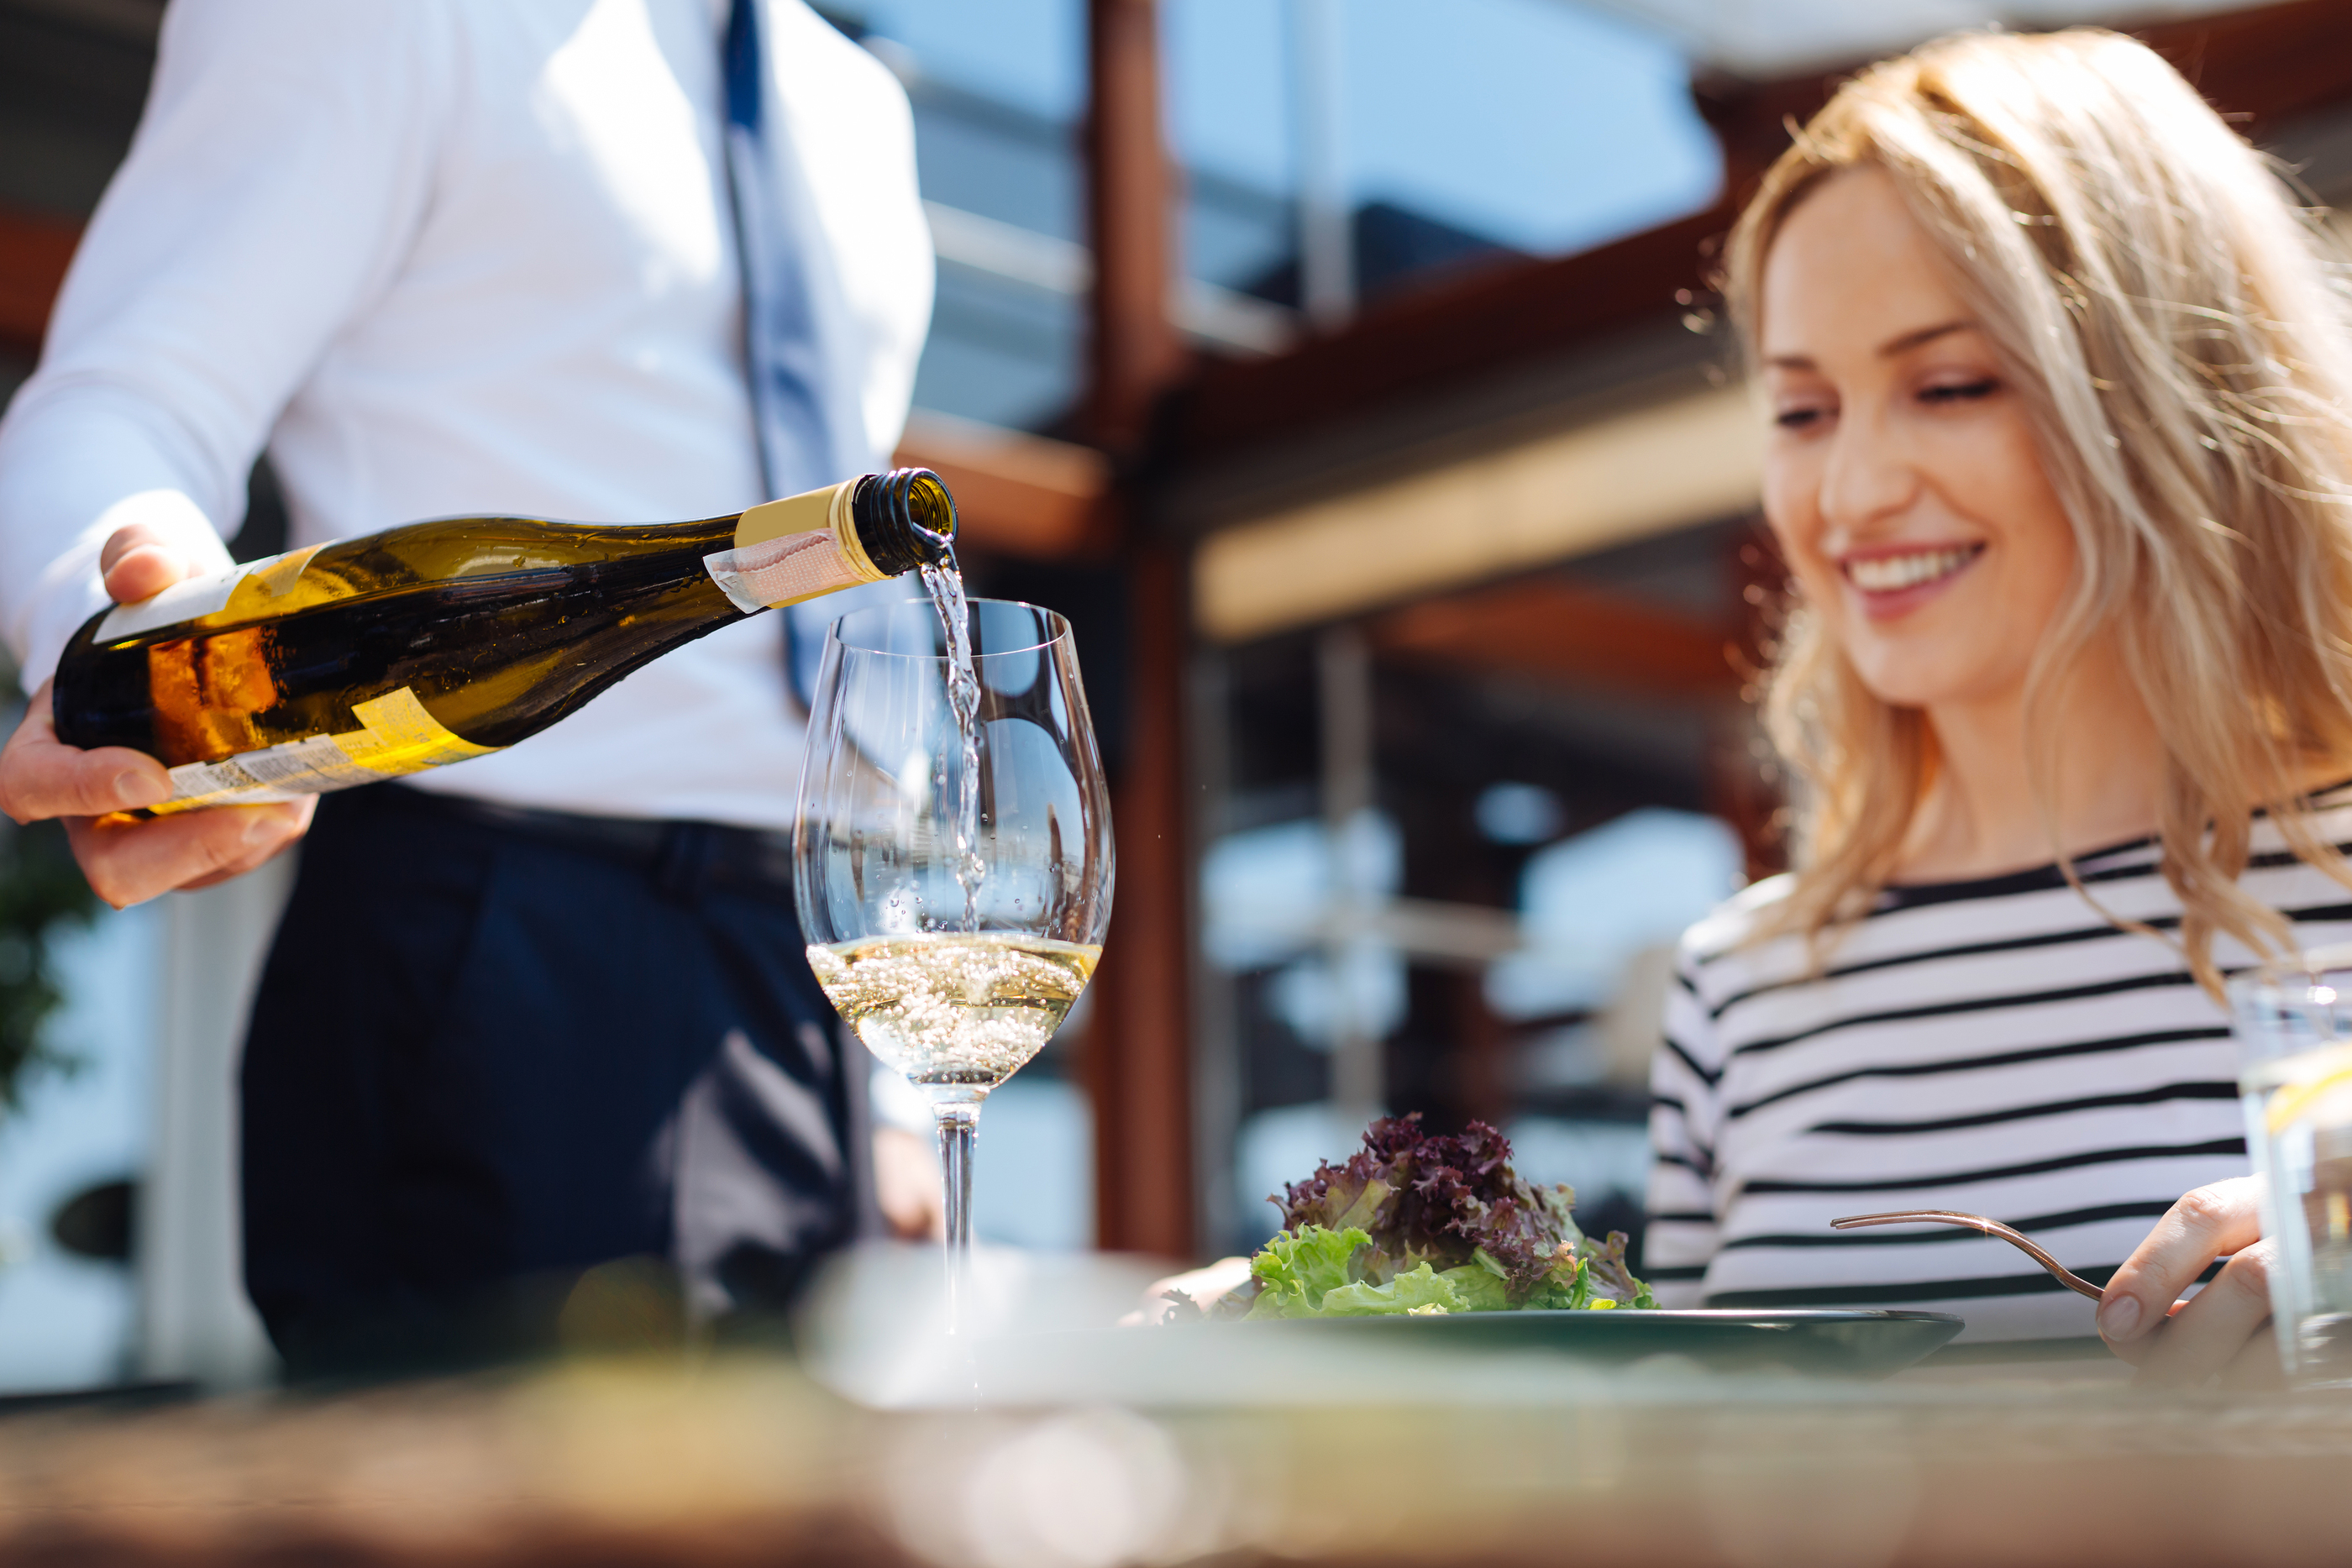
[240,784,870,1377]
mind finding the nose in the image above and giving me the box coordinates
[1818,406,1920,537]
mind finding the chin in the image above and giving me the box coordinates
[1844,653,1985,711]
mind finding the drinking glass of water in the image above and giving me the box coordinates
[794,598,1115,1329]
[2230,944,2352,1387]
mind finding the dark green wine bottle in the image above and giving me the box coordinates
[50,469,957,814]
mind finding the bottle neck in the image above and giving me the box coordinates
[848,469,958,575]
[714,469,959,611]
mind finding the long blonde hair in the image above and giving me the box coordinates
[1725,29,2352,992]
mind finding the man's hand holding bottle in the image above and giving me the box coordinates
[0,522,314,907]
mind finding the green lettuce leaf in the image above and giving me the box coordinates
[1434,1252,1515,1313]
[1318,1261,1465,1315]
[1244,1224,1373,1319]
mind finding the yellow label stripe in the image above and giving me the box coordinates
[333,688,497,774]
[149,686,497,814]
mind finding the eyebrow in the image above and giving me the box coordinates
[1764,319,1980,371]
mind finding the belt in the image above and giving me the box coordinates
[405,789,799,899]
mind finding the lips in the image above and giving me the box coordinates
[1838,542,1985,620]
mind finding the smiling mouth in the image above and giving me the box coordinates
[1843,544,1984,594]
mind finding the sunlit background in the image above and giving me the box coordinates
[0,0,2307,1392]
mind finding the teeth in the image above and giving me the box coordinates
[1846,547,1977,593]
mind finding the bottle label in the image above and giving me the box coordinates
[703,528,872,613]
[148,687,498,815]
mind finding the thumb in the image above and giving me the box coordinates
[99,523,197,606]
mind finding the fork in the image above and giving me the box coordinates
[1830,1210,2105,1301]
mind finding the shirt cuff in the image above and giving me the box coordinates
[18,490,234,693]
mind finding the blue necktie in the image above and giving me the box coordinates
[724,0,841,709]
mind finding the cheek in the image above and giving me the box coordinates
[1763,518,1842,611]
[1972,421,2079,615]
[1761,455,1842,606]
[2013,517,2079,627]
[1759,443,1814,533]
[1974,419,2058,511]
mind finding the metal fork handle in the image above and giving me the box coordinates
[1830,1209,2106,1302]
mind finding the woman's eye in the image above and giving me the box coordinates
[1774,406,1827,430]
[1920,378,1998,404]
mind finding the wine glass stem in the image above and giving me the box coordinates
[937,1104,978,1332]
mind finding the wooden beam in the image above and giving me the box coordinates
[1165,203,1733,471]
[0,207,78,357]
[1082,0,1196,1259]
[1194,383,1761,642]
[890,411,1111,561]
[1370,576,1740,700]
[1089,541,1194,1259]
[1084,0,1186,457]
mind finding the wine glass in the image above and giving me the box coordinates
[794,597,1115,1329]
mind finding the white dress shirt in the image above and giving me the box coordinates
[0,0,933,830]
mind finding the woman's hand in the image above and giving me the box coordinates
[2097,1176,2281,1388]
[0,523,313,907]
[873,1125,946,1240]
[1121,1255,1254,1325]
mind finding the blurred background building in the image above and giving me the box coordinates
[1,0,2347,1391]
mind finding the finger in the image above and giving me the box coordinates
[2097,1177,2262,1350]
[2221,1322,2285,1393]
[1131,1266,1218,1327]
[64,800,311,908]
[1145,1256,1253,1308]
[2128,1240,2277,1387]
[177,796,316,889]
[99,522,196,605]
[97,521,174,575]
[0,685,172,822]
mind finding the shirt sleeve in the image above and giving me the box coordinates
[0,0,451,689]
[1644,936,1724,1308]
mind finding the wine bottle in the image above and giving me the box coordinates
[50,468,958,815]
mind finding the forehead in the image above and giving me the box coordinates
[1758,166,1970,356]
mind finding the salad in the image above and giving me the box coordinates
[1207,1114,1656,1319]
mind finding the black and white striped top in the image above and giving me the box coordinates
[1645,790,2352,1344]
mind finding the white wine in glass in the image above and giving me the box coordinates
[794,598,1114,1328]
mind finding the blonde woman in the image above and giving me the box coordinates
[1646,28,2352,1382]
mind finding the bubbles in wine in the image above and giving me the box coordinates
[807,934,1100,1105]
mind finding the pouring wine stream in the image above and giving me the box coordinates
[920,538,984,1331]
[920,556,986,934]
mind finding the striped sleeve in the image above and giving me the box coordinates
[1645,938,1722,1307]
